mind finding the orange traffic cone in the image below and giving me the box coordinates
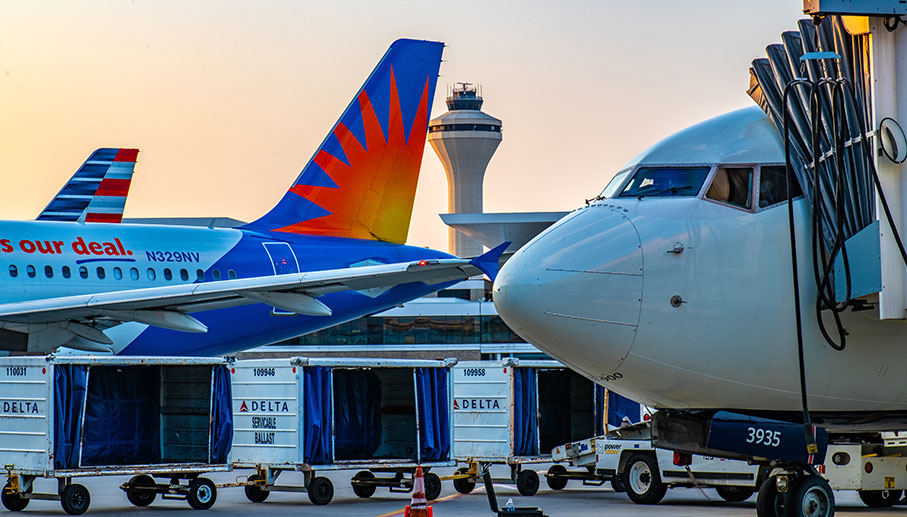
[404,466,433,517]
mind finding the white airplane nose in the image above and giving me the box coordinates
[493,206,643,380]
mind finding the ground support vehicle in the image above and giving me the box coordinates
[548,435,622,491]
[559,423,763,505]
[227,357,456,505]
[0,356,233,514]
[448,359,609,496]
[817,431,907,509]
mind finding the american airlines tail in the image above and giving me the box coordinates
[244,39,444,245]
[37,148,138,223]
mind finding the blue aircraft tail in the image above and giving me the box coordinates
[245,39,444,244]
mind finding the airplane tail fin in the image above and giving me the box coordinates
[38,148,138,223]
[244,39,444,244]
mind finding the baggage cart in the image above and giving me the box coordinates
[225,357,456,506]
[448,359,605,496]
[0,355,233,515]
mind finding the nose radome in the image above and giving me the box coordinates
[493,206,643,380]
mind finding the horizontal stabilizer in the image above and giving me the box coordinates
[469,242,511,282]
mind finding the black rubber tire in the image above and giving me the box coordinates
[859,489,902,508]
[516,469,540,497]
[351,471,377,499]
[187,477,217,510]
[307,477,333,506]
[126,474,156,507]
[610,474,626,493]
[452,468,475,494]
[716,485,756,502]
[60,484,90,515]
[1,483,28,512]
[546,465,568,491]
[785,475,834,517]
[424,472,442,501]
[756,476,785,517]
[622,454,666,505]
[244,474,269,503]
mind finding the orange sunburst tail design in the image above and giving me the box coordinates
[245,39,444,245]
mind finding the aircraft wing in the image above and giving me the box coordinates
[0,255,493,334]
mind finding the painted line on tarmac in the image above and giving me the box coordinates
[375,484,521,517]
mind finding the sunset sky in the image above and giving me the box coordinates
[0,1,804,252]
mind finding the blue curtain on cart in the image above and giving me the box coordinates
[210,365,233,464]
[332,369,381,460]
[80,366,161,466]
[608,389,641,429]
[512,367,538,456]
[53,364,89,469]
[416,367,450,462]
[303,366,333,465]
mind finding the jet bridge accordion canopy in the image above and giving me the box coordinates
[747,16,875,253]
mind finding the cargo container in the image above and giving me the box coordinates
[226,357,456,505]
[448,359,605,496]
[0,355,233,515]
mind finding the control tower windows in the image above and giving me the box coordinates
[758,165,803,208]
[706,167,753,209]
[619,166,711,198]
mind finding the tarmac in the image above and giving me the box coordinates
[7,465,906,516]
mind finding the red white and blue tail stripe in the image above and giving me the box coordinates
[37,148,138,223]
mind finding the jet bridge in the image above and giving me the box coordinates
[748,13,907,320]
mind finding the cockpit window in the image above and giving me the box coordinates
[706,167,753,209]
[600,169,631,199]
[618,167,711,198]
[758,165,803,208]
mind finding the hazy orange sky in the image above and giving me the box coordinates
[0,1,803,252]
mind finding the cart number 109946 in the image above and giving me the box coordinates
[746,427,781,447]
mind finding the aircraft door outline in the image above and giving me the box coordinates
[262,242,300,315]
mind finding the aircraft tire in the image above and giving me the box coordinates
[756,476,785,517]
[784,475,834,517]
[623,454,666,504]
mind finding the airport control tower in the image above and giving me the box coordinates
[428,83,502,257]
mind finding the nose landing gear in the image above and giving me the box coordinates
[756,468,835,517]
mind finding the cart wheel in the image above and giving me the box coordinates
[715,485,755,502]
[622,454,666,505]
[424,472,442,501]
[307,477,333,505]
[545,465,568,490]
[610,473,626,493]
[126,474,157,507]
[351,471,377,499]
[786,475,834,517]
[187,477,217,510]
[859,489,902,508]
[60,484,90,515]
[516,469,540,496]
[1,483,28,512]
[452,468,476,495]
[244,474,269,503]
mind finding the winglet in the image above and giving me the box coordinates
[469,242,510,282]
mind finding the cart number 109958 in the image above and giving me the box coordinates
[463,368,485,377]
[746,427,781,447]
